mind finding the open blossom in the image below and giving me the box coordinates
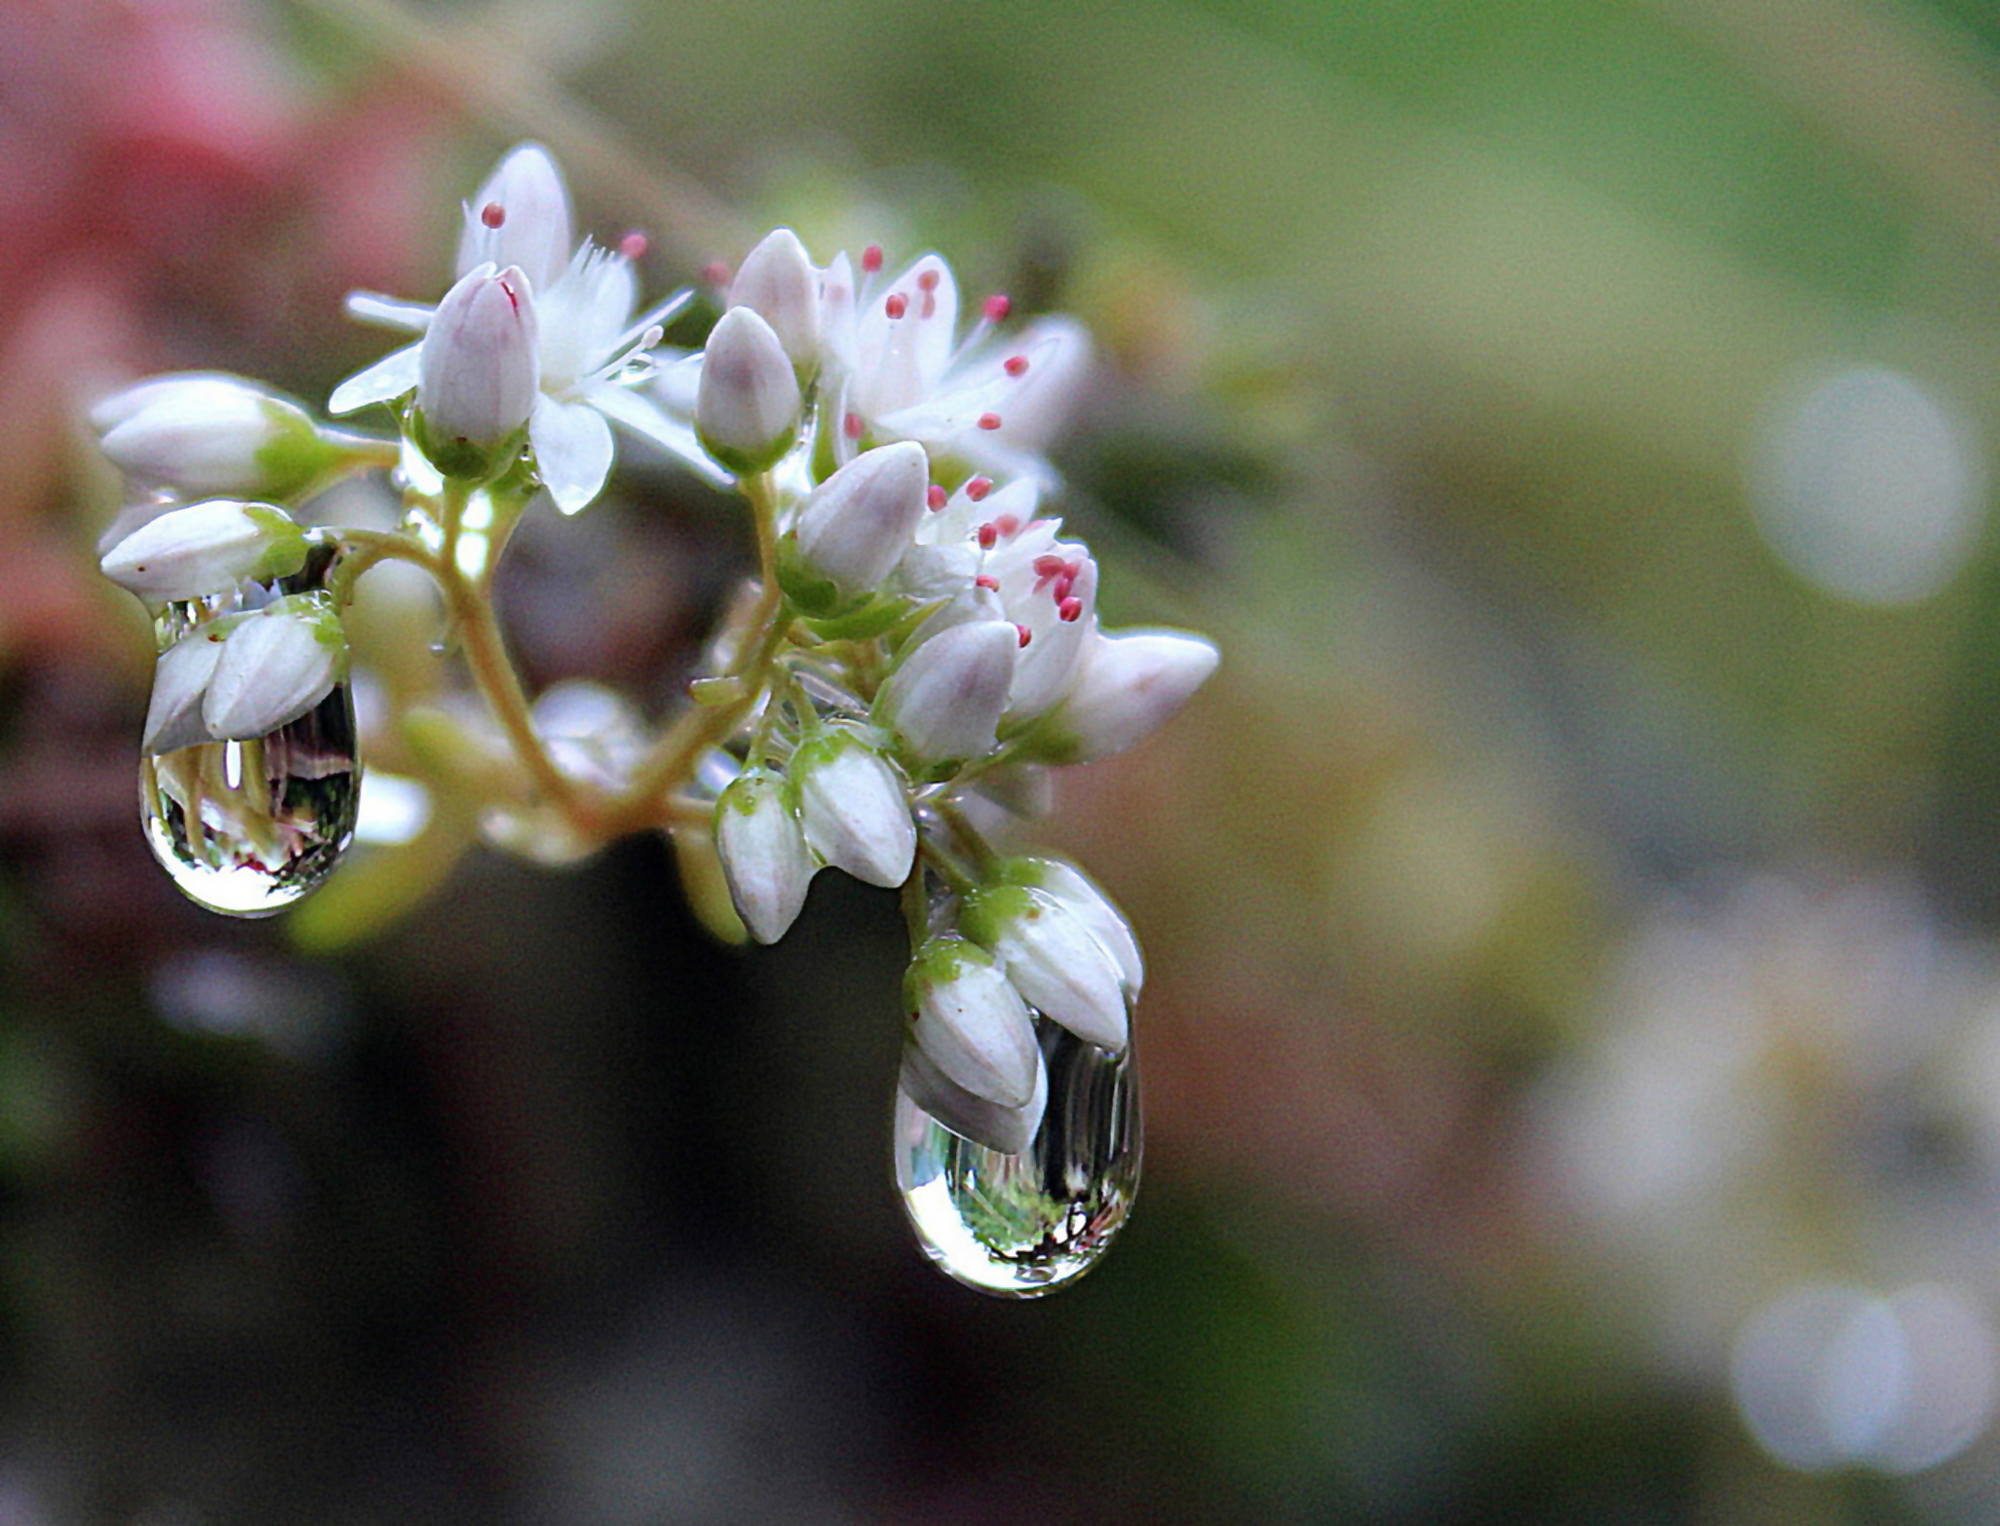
[819,248,1090,485]
[330,142,716,511]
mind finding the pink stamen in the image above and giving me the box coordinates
[1004,355,1030,377]
[1058,597,1083,623]
[481,201,506,229]
[920,292,936,320]
[927,484,948,511]
[702,261,732,287]
[917,269,940,292]
[499,277,522,313]
[862,245,884,273]
[982,294,1011,322]
[843,412,863,440]
[1053,574,1074,602]
[619,231,649,260]
[885,293,908,320]
[975,575,1000,592]
[965,476,993,502]
[1016,624,1033,648]
[977,412,1002,431]
[1033,555,1067,578]
[994,513,1021,537]
[977,523,999,551]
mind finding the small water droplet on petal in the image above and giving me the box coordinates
[894,1018,1140,1297]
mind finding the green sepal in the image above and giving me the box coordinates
[801,594,911,643]
[775,531,853,618]
[903,936,998,1010]
[959,883,1037,951]
[250,402,346,501]
[241,505,310,583]
[409,405,528,484]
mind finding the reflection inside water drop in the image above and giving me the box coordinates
[895,1018,1140,1297]
[140,682,360,917]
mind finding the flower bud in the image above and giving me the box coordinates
[100,500,308,603]
[961,883,1129,1052]
[456,142,574,293]
[997,856,1143,994]
[695,306,802,474]
[792,730,915,889]
[415,263,540,478]
[142,623,234,755]
[714,768,815,944]
[875,618,1018,769]
[201,593,347,741]
[905,938,1041,1110]
[95,374,344,500]
[730,228,819,367]
[900,1037,1046,1156]
[1041,628,1220,763]
[791,441,929,608]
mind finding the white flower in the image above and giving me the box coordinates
[143,624,233,754]
[695,307,802,474]
[904,938,1042,1111]
[792,729,915,888]
[729,228,819,367]
[1040,627,1220,763]
[100,499,307,604]
[93,373,343,500]
[900,1036,1047,1156]
[200,593,347,741]
[875,617,1019,768]
[330,142,715,512]
[961,883,1129,1052]
[714,768,815,944]
[997,856,1143,995]
[820,248,1090,484]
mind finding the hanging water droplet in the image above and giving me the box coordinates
[894,1017,1141,1297]
[139,683,360,918]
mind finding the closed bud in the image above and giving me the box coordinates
[730,228,820,367]
[201,593,347,741]
[792,440,929,606]
[714,768,815,944]
[1041,627,1220,763]
[96,374,344,500]
[875,618,1018,768]
[100,500,308,603]
[696,306,802,474]
[415,263,540,478]
[905,938,1041,1111]
[899,1038,1047,1156]
[793,730,915,888]
[962,883,1129,1052]
[997,856,1144,995]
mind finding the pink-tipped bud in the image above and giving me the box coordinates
[876,618,1019,767]
[792,440,931,604]
[416,263,541,477]
[456,143,573,293]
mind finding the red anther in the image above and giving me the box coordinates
[927,484,948,510]
[1053,574,1074,602]
[965,476,993,501]
[982,294,1011,322]
[702,261,732,287]
[917,268,940,292]
[862,245,884,273]
[977,412,1002,431]
[975,574,1000,591]
[977,523,999,550]
[1016,624,1033,648]
[1033,554,1067,578]
[1058,597,1083,622]
[920,293,937,320]
[481,201,506,228]
[499,276,523,313]
[994,513,1021,536]
[1004,355,1030,377]
[619,231,650,260]
[843,412,864,440]
[885,293,908,320]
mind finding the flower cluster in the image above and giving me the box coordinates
[90,143,1218,1288]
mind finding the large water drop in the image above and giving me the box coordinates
[139,682,360,917]
[895,1018,1141,1297]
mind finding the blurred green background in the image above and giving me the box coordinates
[11,0,2000,1519]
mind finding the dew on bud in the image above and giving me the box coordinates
[894,1016,1140,1297]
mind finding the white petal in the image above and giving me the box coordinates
[592,383,735,488]
[529,394,615,514]
[201,604,342,741]
[853,253,959,418]
[143,629,229,755]
[343,291,434,333]
[900,1040,1046,1155]
[328,343,422,415]
[456,142,574,292]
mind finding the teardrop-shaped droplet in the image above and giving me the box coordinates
[139,683,360,917]
[894,1017,1141,1297]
